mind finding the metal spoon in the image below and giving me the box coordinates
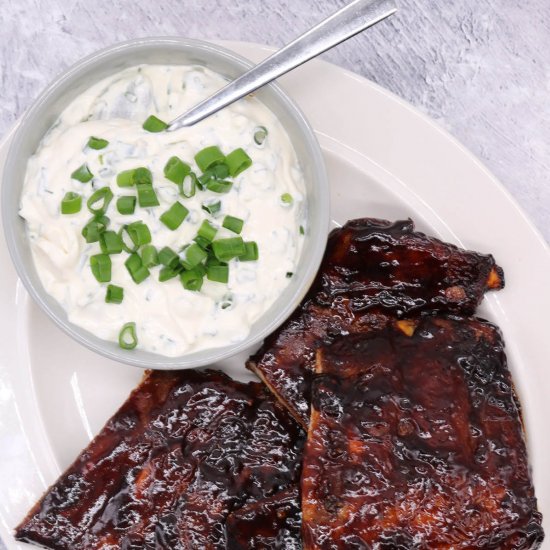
[168,0,397,130]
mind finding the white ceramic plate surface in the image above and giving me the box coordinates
[0,41,548,548]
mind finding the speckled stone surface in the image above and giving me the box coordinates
[1,0,549,244]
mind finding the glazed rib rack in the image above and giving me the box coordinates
[16,218,543,549]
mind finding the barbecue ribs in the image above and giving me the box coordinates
[301,316,543,549]
[225,486,302,549]
[247,218,504,427]
[15,370,304,550]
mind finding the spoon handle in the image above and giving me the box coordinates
[168,0,397,129]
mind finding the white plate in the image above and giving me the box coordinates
[0,41,548,549]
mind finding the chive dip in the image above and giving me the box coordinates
[19,64,306,356]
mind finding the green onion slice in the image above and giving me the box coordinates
[87,187,113,215]
[195,145,225,171]
[212,237,246,262]
[117,167,153,188]
[179,173,197,198]
[141,245,159,268]
[239,241,259,262]
[119,322,137,350]
[99,230,123,255]
[159,265,183,282]
[142,115,168,133]
[90,254,111,283]
[158,246,180,269]
[87,136,109,150]
[160,201,189,230]
[126,221,152,247]
[222,215,244,234]
[61,192,82,214]
[180,268,204,291]
[281,193,293,205]
[105,284,124,304]
[116,196,136,215]
[253,126,268,146]
[197,219,217,242]
[181,243,207,270]
[194,235,211,250]
[206,264,229,284]
[206,179,233,194]
[201,200,221,216]
[137,183,159,207]
[116,169,135,188]
[71,163,94,183]
[299,225,305,235]
[164,156,191,184]
[125,253,150,284]
[118,225,138,253]
[82,216,109,243]
[225,148,252,177]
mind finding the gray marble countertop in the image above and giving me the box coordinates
[2,0,549,244]
[0,1,548,546]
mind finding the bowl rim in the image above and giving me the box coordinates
[2,36,330,369]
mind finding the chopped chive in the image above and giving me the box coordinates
[133,167,153,186]
[206,179,233,194]
[158,246,180,269]
[222,215,244,234]
[239,241,259,262]
[82,216,109,243]
[195,145,225,171]
[119,322,137,350]
[254,126,268,146]
[99,230,123,254]
[212,237,246,262]
[118,225,138,253]
[299,225,305,235]
[198,170,214,187]
[194,235,212,250]
[159,201,189,230]
[202,200,221,216]
[90,254,111,283]
[116,169,135,188]
[281,193,293,205]
[71,163,94,183]
[159,265,182,282]
[206,264,229,284]
[286,272,293,278]
[179,173,197,198]
[140,245,159,268]
[180,267,204,291]
[206,255,225,267]
[197,219,217,242]
[105,284,124,304]
[142,115,168,132]
[225,148,252,177]
[126,221,152,247]
[87,136,109,150]
[87,187,113,215]
[117,167,153,188]
[116,196,136,215]
[181,243,207,270]
[164,156,191,184]
[61,192,82,214]
[137,183,159,207]
[125,253,150,284]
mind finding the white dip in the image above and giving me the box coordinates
[20,64,306,357]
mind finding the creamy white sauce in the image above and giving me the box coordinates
[20,65,306,357]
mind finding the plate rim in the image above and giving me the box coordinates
[0,39,548,549]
